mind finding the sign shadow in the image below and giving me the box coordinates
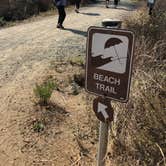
[80,12,100,16]
[64,28,87,37]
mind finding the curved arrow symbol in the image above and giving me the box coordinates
[98,102,109,120]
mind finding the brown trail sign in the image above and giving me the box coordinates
[85,26,135,102]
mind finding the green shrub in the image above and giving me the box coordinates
[34,80,57,105]
[71,82,80,95]
[73,72,85,87]
[68,55,85,67]
[33,121,45,132]
[0,17,6,26]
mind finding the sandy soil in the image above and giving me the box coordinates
[0,1,137,165]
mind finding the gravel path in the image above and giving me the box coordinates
[0,1,137,165]
[0,1,136,86]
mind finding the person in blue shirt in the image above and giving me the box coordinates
[54,0,67,29]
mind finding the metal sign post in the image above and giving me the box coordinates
[97,120,109,166]
[97,20,122,166]
[93,96,114,166]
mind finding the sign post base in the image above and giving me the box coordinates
[97,121,110,166]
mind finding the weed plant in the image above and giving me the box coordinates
[33,120,45,132]
[34,80,57,105]
[68,55,85,67]
[0,17,6,26]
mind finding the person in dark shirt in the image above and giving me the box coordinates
[75,0,81,13]
[114,0,119,8]
[54,0,67,29]
[147,0,155,15]
[105,0,109,8]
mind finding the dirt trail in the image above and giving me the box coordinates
[0,1,137,165]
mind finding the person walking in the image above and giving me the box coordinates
[147,0,155,15]
[114,0,119,8]
[75,0,81,13]
[54,0,67,29]
[105,0,109,8]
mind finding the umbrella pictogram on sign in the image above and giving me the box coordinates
[91,33,128,74]
[104,38,123,65]
[91,37,123,68]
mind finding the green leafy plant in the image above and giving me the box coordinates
[73,71,85,87]
[34,80,57,105]
[71,82,80,95]
[33,121,45,132]
[0,17,6,26]
[68,55,85,67]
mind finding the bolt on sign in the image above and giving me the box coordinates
[85,26,135,102]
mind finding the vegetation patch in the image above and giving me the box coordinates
[68,55,85,67]
[34,80,58,105]
[19,54,99,165]
[33,120,45,132]
[111,1,166,165]
[73,71,85,87]
[0,17,6,26]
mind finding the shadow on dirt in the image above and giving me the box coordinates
[80,12,100,16]
[65,28,87,37]
[112,6,135,11]
[35,102,69,126]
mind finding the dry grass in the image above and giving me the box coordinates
[111,1,166,165]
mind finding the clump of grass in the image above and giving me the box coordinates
[0,17,6,27]
[65,70,85,95]
[34,80,57,105]
[33,120,45,132]
[68,55,85,67]
[70,71,85,95]
[71,82,80,95]
[73,71,85,87]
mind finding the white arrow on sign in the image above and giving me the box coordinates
[98,102,109,120]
